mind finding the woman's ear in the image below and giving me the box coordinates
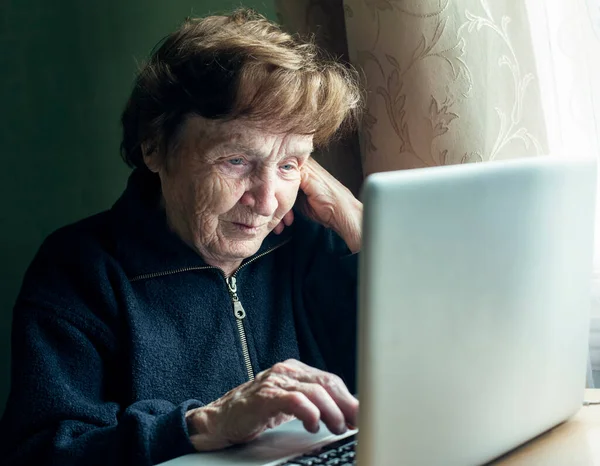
[142,141,161,173]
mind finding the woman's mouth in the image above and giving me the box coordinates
[231,222,264,234]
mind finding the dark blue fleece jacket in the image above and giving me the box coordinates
[0,170,357,466]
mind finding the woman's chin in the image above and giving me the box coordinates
[218,237,266,261]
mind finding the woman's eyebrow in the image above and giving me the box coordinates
[290,144,314,157]
[216,140,313,159]
[226,142,267,159]
[206,141,261,159]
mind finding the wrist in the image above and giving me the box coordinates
[332,197,363,254]
[185,406,230,452]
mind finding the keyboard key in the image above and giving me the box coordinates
[282,434,357,466]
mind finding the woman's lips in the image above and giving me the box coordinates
[231,222,264,234]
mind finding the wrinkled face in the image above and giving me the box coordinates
[144,115,313,270]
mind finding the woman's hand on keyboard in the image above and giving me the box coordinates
[184,359,359,451]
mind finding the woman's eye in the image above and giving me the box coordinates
[281,163,295,171]
[228,158,245,166]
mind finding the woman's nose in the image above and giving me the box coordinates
[241,172,278,217]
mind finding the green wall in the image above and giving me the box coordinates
[0,0,276,415]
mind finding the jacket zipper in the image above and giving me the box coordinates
[129,237,292,382]
[223,238,292,382]
[130,265,215,282]
[225,276,254,381]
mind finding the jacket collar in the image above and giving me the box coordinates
[110,169,291,280]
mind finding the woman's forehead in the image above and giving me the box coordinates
[181,115,314,157]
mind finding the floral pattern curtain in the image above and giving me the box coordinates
[343,0,556,176]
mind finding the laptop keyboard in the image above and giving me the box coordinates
[280,433,357,465]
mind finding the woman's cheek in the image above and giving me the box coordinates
[277,178,302,214]
[191,172,229,213]
[215,176,248,212]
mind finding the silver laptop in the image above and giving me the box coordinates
[161,155,597,466]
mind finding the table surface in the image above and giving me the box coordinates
[490,389,600,465]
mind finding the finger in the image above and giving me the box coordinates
[288,381,348,435]
[282,209,294,227]
[321,377,359,428]
[305,156,321,170]
[294,190,311,218]
[303,157,346,193]
[271,390,321,434]
[300,161,313,190]
[273,221,284,235]
[271,360,359,429]
[265,412,295,429]
[306,369,359,428]
[303,157,329,180]
[293,361,359,427]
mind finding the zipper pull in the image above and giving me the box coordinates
[226,276,237,294]
[226,276,246,319]
[233,301,246,320]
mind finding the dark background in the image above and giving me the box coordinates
[0,0,276,415]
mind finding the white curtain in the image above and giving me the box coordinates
[343,0,600,387]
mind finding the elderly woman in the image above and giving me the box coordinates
[0,9,362,466]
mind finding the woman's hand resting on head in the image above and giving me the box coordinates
[185,359,359,451]
[273,158,363,253]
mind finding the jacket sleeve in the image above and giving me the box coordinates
[0,235,202,466]
[297,218,359,393]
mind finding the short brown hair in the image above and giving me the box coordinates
[120,8,362,169]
